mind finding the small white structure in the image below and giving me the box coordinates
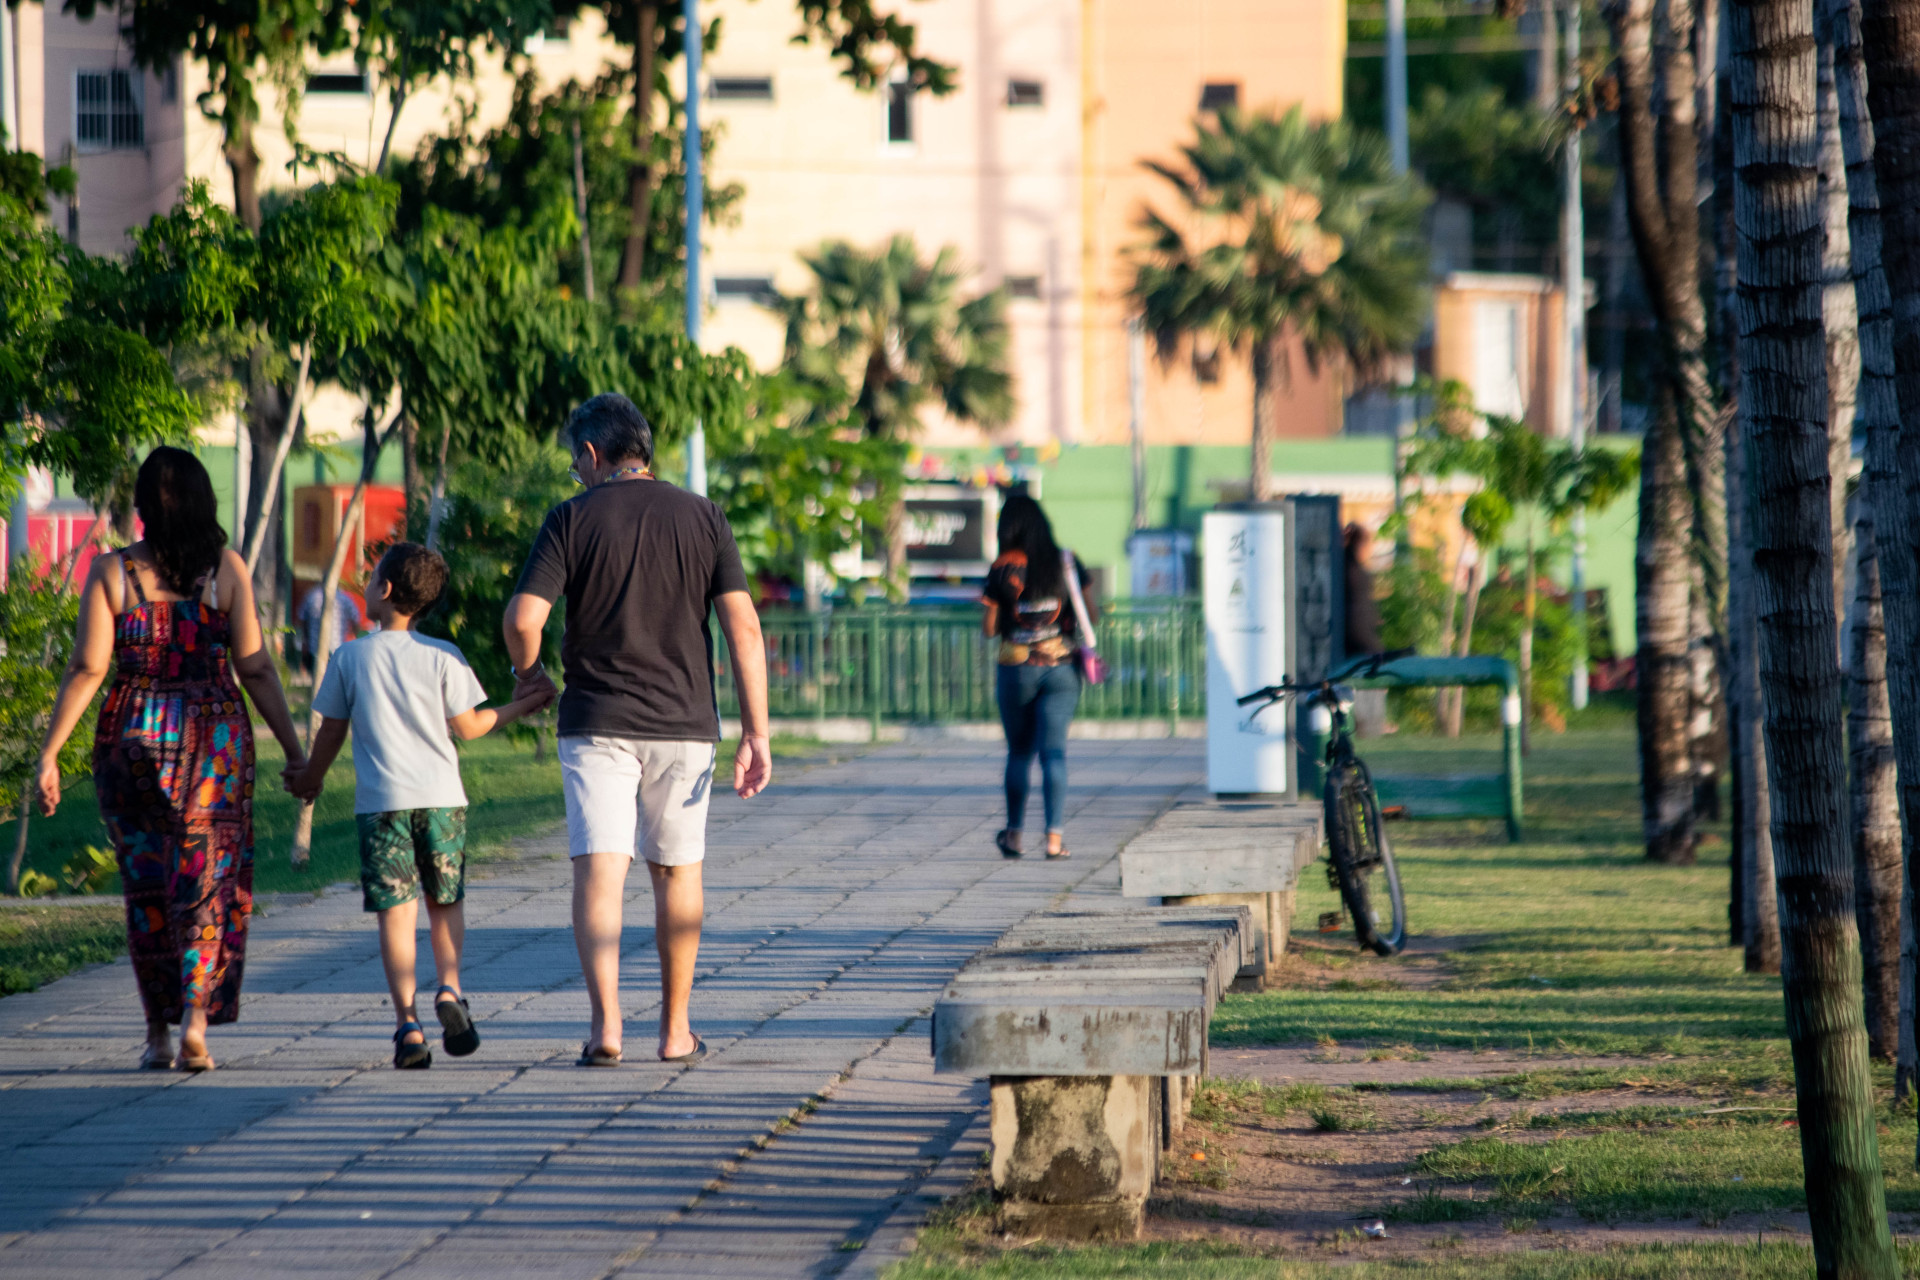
[1203,506,1291,795]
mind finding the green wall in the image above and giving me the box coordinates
[932,437,1641,651]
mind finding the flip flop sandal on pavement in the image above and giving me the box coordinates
[577,1042,623,1067]
[660,1036,709,1065]
[434,987,481,1057]
[139,1045,175,1070]
[393,1022,432,1070]
[1046,846,1071,860]
[995,830,1023,859]
[176,1052,214,1073]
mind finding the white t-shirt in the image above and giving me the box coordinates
[312,631,489,814]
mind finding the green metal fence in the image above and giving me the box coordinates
[714,601,1207,727]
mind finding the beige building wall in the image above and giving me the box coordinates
[1431,272,1567,437]
[1084,0,1347,449]
[698,0,1084,448]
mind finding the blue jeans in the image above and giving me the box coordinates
[997,663,1081,833]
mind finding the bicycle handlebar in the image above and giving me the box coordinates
[1233,647,1418,707]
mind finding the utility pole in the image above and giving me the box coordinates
[1386,0,1413,543]
[1128,316,1147,530]
[1,2,17,151]
[683,0,707,497]
[1563,0,1589,709]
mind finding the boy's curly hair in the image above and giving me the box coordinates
[376,542,448,617]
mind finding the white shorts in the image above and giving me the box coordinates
[558,736,717,865]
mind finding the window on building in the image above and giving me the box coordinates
[161,63,179,104]
[307,71,369,95]
[886,79,915,145]
[1199,82,1240,112]
[1006,275,1041,300]
[1006,79,1044,108]
[710,76,775,101]
[714,275,777,303]
[75,70,143,151]
[548,15,573,40]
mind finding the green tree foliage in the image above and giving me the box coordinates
[775,234,1012,590]
[1409,85,1561,270]
[1133,105,1429,499]
[0,559,94,819]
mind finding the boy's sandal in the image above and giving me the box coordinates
[434,987,481,1057]
[139,1045,175,1070]
[577,1042,623,1067]
[995,829,1023,859]
[660,1036,709,1065]
[393,1022,433,1070]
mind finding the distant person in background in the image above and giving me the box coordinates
[983,493,1094,860]
[299,583,362,676]
[1343,522,1390,736]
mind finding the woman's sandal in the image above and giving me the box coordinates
[434,986,481,1058]
[995,829,1024,859]
[176,1050,214,1073]
[577,1041,623,1067]
[393,1022,432,1070]
[139,1044,174,1070]
[1046,845,1071,860]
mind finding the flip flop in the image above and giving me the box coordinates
[393,1022,432,1070]
[660,1036,709,1065]
[176,1051,214,1073]
[577,1041,623,1067]
[139,1045,174,1070]
[434,987,481,1057]
[995,830,1023,859]
[1045,846,1071,860]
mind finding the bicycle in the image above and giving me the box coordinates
[1236,648,1413,957]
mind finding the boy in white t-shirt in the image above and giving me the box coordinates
[289,543,551,1069]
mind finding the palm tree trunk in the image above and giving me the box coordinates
[1819,36,1861,635]
[1842,0,1920,1113]
[1729,405,1781,969]
[616,4,660,295]
[1689,564,1723,820]
[1639,392,1696,865]
[1249,336,1279,502]
[1520,518,1535,751]
[1732,0,1900,1267]
[1849,519,1901,1060]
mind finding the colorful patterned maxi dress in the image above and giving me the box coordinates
[94,558,255,1026]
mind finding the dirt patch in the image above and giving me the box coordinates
[1211,1044,1628,1087]
[1269,931,1490,992]
[1145,1083,1812,1260]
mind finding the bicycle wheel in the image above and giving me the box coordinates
[1322,758,1407,956]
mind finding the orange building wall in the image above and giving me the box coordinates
[1082,0,1347,449]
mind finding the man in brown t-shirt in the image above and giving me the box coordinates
[504,393,771,1067]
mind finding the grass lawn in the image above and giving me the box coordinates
[1,730,840,996]
[895,707,1917,1277]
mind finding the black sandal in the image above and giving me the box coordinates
[434,986,480,1057]
[995,829,1024,859]
[577,1041,623,1067]
[393,1021,432,1070]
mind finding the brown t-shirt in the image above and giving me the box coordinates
[514,478,749,740]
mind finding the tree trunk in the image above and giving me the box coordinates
[1435,539,1466,733]
[1849,519,1901,1060]
[242,343,312,575]
[6,793,30,895]
[1732,0,1900,1268]
[1819,36,1861,636]
[1851,0,1920,1117]
[425,422,453,553]
[225,114,262,231]
[1730,405,1781,969]
[290,402,403,866]
[1445,555,1484,738]
[1250,336,1278,502]
[1689,563,1723,820]
[400,416,419,543]
[617,4,660,295]
[1520,520,1535,750]
[376,85,410,174]
[1638,392,1697,864]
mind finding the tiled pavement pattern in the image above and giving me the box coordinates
[0,739,1202,1279]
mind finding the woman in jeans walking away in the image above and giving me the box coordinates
[982,493,1094,859]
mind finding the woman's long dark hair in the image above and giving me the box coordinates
[133,446,227,597]
[997,492,1065,598]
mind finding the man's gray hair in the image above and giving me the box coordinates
[565,393,655,467]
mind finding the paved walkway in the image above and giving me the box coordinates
[0,739,1202,1279]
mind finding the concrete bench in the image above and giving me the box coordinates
[1118,797,1323,986]
[931,904,1251,1239]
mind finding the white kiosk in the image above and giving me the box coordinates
[1204,505,1293,796]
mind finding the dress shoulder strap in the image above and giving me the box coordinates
[120,552,148,609]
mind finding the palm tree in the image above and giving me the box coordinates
[1132,105,1428,501]
[776,235,1014,591]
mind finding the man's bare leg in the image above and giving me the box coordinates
[648,861,703,1059]
[573,852,633,1057]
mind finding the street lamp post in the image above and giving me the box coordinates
[683,0,707,497]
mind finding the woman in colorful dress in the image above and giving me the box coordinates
[981,493,1095,861]
[34,447,307,1071]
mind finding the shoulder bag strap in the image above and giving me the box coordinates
[1061,549,1097,652]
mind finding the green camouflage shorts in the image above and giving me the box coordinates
[357,807,467,912]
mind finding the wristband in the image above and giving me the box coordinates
[511,661,546,679]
